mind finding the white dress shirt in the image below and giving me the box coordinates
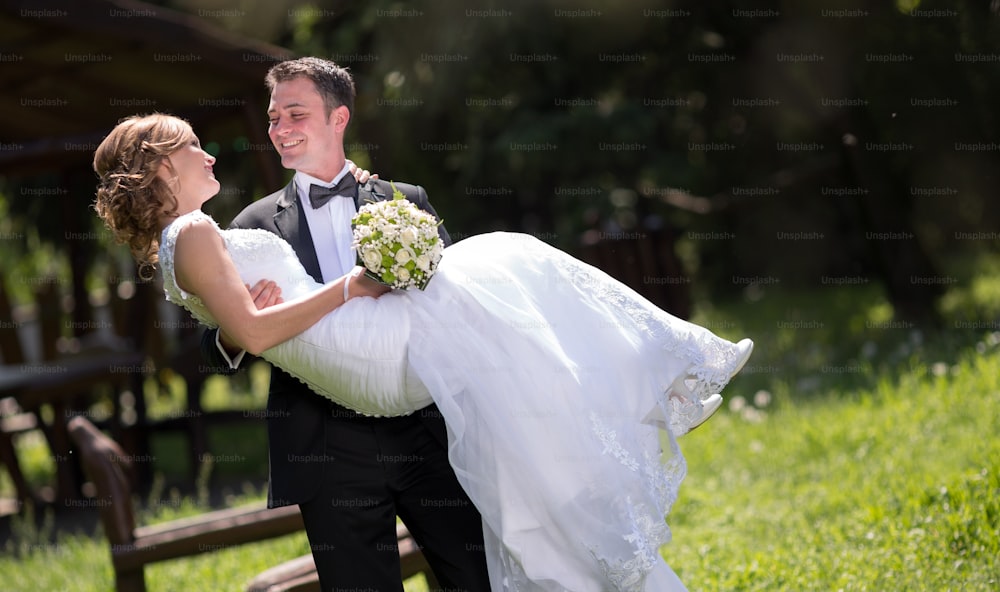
[294,165,358,282]
[215,162,357,369]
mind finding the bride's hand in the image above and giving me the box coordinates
[347,160,378,184]
[346,266,390,300]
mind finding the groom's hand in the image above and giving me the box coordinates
[218,280,283,352]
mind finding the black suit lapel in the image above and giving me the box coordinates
[272,179,389,284]
[273,183,324,283]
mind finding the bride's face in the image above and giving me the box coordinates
[158,134,220,208]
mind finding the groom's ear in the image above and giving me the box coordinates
[331,105,350,133]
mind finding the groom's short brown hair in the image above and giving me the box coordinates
[265,57,356,121]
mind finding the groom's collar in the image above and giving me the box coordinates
[292,166,352,200]
[275,168,388,210]
[276,166,352,210]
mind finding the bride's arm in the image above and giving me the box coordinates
[210,162,374,360]
[173,218,387,356]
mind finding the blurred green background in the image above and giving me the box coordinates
[1,0,998,589]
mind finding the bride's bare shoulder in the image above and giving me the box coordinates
[174,216,224,252]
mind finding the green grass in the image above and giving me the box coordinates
[4,521,437,592]
[3,490,437,592]
[671,345,1000,590]
[3,275,1000,590]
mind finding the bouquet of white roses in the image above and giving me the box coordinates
[351,183,444,290]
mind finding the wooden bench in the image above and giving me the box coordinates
[1,277,150,506]
[0,394,38,512]
[67,415,305,592]
[0,278,40,511]
[245,522,440,592]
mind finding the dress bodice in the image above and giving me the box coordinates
[158,209,431,417]
[160,210,320,325]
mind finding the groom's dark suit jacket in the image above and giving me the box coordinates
[200,178,452,508]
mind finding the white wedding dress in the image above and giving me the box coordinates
[160,210,753,592]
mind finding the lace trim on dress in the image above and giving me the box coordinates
[588,412,684,591]
[159,210,220,329]
[598,504,673,591]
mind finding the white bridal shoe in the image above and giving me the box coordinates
[685,339,754,433]
[732,338,754,377]
[645,338,755,436]
[686,393,723,433]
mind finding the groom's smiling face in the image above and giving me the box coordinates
[267,76,348,181]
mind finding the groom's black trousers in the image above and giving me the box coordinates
[297,402,490,592]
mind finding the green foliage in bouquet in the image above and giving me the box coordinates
[351,183,444,290]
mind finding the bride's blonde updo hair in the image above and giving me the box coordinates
[93,113,193,279]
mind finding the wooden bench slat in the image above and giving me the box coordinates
[132,503,300,540]
[69,415,439,592]
[244,523,438,591]
[245,555,316,592]
[0,411,37,434]
[116,505,304,570]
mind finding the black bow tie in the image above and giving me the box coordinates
[308,175,357,209]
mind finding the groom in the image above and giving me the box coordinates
[201,57,490,591]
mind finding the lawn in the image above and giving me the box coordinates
[673,344,1000,590]
[2,276,998,590]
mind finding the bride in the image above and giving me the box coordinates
[94,113,752,591]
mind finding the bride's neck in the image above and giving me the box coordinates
[158,206,198,231]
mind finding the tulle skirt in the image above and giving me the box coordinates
[403,232,751,591]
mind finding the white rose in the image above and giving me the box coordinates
[395,249,412,264]
[400,227,418,246]
[415,254,431,271]
[396,267,411,282]
[362,249,382,270]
